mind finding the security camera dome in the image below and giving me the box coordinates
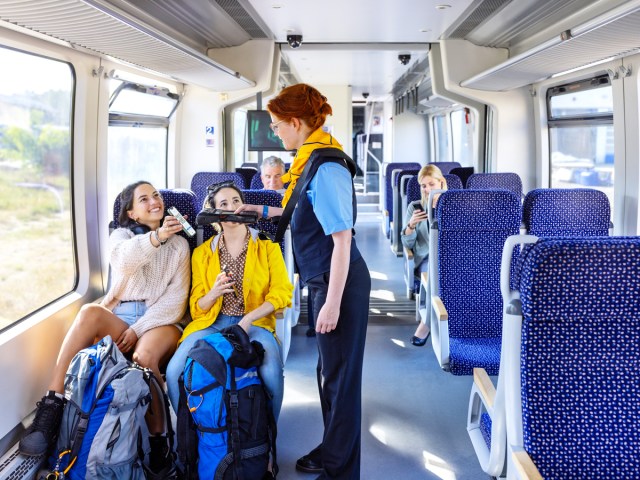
[287,34,303,49]
[398,54,411,66]
[362,92,370,99]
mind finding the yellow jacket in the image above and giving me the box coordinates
[182,228,293,342]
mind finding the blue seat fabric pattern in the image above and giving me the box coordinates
[467,173,522,198]
[518,238,640,478]
[437,190,521,375]
[384,163,421,236]
[480,412,492,450]
[522,188,610,237]
[190,172,246,211]
[443,173,463,190]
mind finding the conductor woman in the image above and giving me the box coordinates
[238,83,370,480]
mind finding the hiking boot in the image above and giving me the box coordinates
[148,435,172,474]
[19,391,65,456]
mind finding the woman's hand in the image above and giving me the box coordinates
[408,209,428,230]
[208,272,236,301]
[315,302,341,334]
[157,214,187,242]
[116,327,138,354]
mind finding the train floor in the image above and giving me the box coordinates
[277,211,488,480]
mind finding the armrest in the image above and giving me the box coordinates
[512,449,543,480]
[473,368,495,409]
[275,308,284,319]
[384,210,389,217]
[432,296,448,321]
[404,246,414,260]
[421,272,428,287]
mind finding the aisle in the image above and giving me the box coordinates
[277,212,486,480]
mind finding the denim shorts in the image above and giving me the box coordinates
[112,301,147,327]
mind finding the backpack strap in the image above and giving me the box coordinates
[177,372,199,480]
[227,369,245,480]
[274,148,355,243]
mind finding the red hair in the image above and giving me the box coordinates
[267,83,332,130]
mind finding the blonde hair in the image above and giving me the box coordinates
[418,165,448,204]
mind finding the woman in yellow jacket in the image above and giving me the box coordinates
[166,181,293,420]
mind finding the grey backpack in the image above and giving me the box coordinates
[48,335,152,480]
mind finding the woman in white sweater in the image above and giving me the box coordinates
[19,181,190,473]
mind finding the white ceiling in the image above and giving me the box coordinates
[247,0,475,100]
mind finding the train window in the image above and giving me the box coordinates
[107,80,179,207]
[0,45,74,329]
[547,75,614,214]
[433,114,450,162]
[451,108,475,167]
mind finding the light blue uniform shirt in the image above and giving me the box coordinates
[306,162,354,235]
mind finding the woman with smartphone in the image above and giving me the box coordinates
[19,181,190,474]
[402,164,448,346]
[165,181,293,430]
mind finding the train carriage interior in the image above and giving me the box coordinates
[1,0,640,478]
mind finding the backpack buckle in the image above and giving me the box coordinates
[229,392,239,408]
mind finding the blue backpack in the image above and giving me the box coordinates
[48,336,176,480]
[177,325,277,480]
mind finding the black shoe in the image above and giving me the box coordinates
[262,471,275,480]
[306,327,316,337]
[410,332,431,347]
[296,451,323,473]
[19,391,65,456]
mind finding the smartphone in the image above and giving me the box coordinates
[222,265,239,298]
[167,206,196,237]
[411,201,424,212]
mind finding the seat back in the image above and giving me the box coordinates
[190,172,246,210]
[428,161,461,174]
[466,173,522,198]
[522,188,610,236]
[513,237,640,478]
[449,167,474,188]
[249,171,264,190]
[111,188,198,252]
[383,162,421,215]
[235,167,258,190]
[436,189,521,374]
[443,173,463,190]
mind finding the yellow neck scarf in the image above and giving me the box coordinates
[281,128,343,206]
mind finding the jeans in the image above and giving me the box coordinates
[165,314,284,421]
[112,301,147,326]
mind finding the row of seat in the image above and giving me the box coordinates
[467,235,640,479]
[108,186,300,363]
[415,187,611,375]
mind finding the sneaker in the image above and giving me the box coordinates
[19,391,65,456]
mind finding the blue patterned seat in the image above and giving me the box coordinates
[428,161,461,174]
[467,173,523,198]
[429,190,521,375]
[391,169,419,254]
[249,171,264,189]
[505,237,640,478]
[382,162,421,238]
[444,173,463,190]
[190,172,246,211]
[523,188,610,236]
[110,188,198,253]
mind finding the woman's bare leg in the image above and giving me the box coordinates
[413,320,430,339]
[48,304,128,393]
[134,325,181,434]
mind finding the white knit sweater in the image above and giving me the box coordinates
[101,228,191,338]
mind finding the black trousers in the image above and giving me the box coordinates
[306,257,370,480]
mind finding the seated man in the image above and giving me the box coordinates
[261,156,286,192]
